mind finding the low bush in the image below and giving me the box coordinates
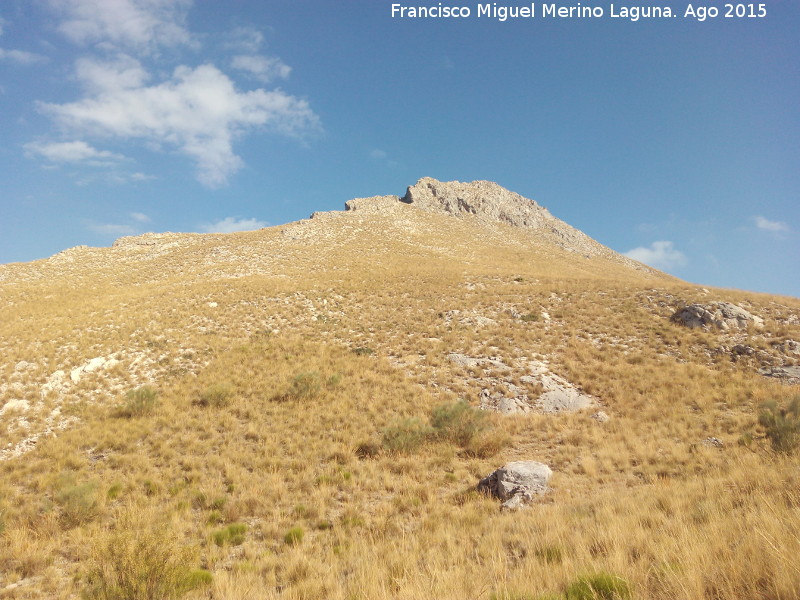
[759,397,800,453]
[565,572,631,600]
[212,523,247,547]
[382,418,432,453]
[284,526,304,545]
[57,480,101,527]
[195,383,233,408]
[116,386,158,418]
[430,400,489,446]
[84,526,209,600]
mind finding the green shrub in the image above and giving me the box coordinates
[84,526,209,600]
[430,400,488,446]
[57,480,101,527]
[106,483,123,501]
[759,398,800,453]
[382,418,432,453]
[212,523,247,547]
[352,347,374,356]
[117,386,158,418]
[565,572,631,600]
[196,383,233,408]
[284,526,305,545]
[520,313,539,322]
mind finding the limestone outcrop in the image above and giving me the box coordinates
[671,302,764,330]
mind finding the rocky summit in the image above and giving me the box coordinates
[0,178,799,600]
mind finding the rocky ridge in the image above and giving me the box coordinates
[344,177,653,272]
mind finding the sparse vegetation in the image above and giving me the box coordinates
[84,522,209,600]
[284,526,305,545]
[116,386,158,417]
[565,572,631,600]
[1,202,799,599]
[195,382,233,407]
[211,523,247,546]
[759,397,800,453]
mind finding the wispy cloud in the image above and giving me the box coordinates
[0,19,48,64]
[48,0,194,53]
[754,215,789,233]
[624,240,687,271]
[130,211,151,222]
[0,48,48,64]
[24,140,124,165]
[200,217,267,233]
[231,55,291,82]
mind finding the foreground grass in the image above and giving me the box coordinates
[0,208,799,599]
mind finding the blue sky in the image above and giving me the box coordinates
[1,0,798,297]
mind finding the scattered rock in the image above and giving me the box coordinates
[671,302,764,330]
[447,353,508,370]
[773,339,800,356]
[731,344,755,356]
[0,399,30,416]
[70,356,120,383]
[701,437,724,448]
[530,361,595,413]
[477,461,552,510]
[759,366,800,385]
[591,410,610,423]
[41,370,67,397]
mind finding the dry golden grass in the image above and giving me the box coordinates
[0,206,799,598]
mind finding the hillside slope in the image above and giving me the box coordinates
[1,179,798,599]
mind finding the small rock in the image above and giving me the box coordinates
[591,410,610,423]
[701,437,724,448]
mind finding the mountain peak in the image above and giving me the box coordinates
[346,177,650,271]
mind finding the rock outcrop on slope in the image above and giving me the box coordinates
[672,302,764,330]
[478,461,553,510]
[345,177,653,271]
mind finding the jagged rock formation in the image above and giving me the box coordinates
[345,177,654,271]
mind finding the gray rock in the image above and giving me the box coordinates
[701,437,724,448]
[671,302,763,330]
[477,461,552,510]
[591,410,610,423]
[759,366,800,384]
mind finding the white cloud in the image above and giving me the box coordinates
[87,222,136,236]
[370,149,387,160]
[224,27,266,54]
[130,211,151,222]
[231,55,291,82]
[754,215,789,232]
[0,48,48,64]
[201,217,267,233]
[49,0,193,52]
[624,240,687,271]
[24,140,124,164]
[75,55,150,93]
[39,63,320,187]
[130,172,155,181]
